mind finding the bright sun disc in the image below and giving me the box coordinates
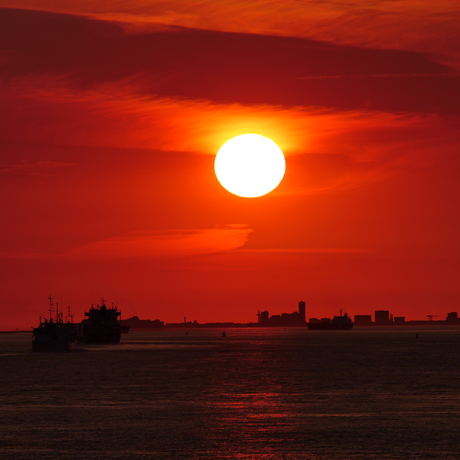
[214,134,286,198]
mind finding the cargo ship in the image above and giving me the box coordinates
[78,300,122,343]
[32,296,77,352]
[120,316,164,330]
[307,311,354,330]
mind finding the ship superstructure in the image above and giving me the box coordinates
[78,299,121,343]
[307,311,354,330]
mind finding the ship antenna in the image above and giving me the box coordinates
[48,295,54,321]
[66,305,74,323]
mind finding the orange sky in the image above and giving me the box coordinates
[1,2,459,329]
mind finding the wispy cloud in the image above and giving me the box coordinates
[238,247,371,254]
[1,8,456,115]
[1,79,458,194]
[292,73,459,80]
[0,159,75,175]
[0,78,447,151]
[68,225,253,258]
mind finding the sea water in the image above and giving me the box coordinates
[0,327,459,459]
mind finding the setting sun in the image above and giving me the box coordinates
[214,134,286,198]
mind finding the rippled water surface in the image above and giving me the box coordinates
[0,327,459,459]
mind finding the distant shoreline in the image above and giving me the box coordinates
[2,322,460,333]
[0,330,30,334]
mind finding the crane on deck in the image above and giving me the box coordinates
[426,315,439,321]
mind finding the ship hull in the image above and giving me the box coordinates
[32,324,75,352]
[78,330,121,344]
[307,323,354,330]
[32,339,71,352]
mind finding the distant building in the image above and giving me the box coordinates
[257,301,306,327]
[446,312,460,324]
[375,310,390,325]
[354,315,373,326]
[258,310,270,325]
[298,301,306,323]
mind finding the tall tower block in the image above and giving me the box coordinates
[298,301,306,323]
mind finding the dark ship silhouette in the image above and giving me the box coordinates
[307,311,354,330]
[120,316,164,330]
[32,296,77,352]
[78,300,122,343]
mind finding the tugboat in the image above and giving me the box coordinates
[307,311,354,330]
[32,296,77,352]
[78,299,122,343]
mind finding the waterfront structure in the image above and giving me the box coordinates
[375,310,391,325]
[30,296,460,338]
[352,311,460,326]
[128,308,460,329]
[354,315,373,326]
[257,301,307,327]
[446,312,459,324]
[257,310,270,325]
[298,301,306,323]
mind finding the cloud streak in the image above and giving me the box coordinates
[237,247,371,254]
[0,78,448,149]
[1,78,458,195]
[1,8,457,116]
[0,159,75,175]
[4,1,460,69]
[68,225,253,258]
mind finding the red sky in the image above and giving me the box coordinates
[1,1,459,329]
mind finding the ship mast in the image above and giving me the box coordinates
[48,295,54,321]
[66,305,74,324]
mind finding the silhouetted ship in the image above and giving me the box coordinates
[32,296,77,352]
[32,319,77,352]
[307,312,354,330]
[79,301,121,343]
[120,316,164,330]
